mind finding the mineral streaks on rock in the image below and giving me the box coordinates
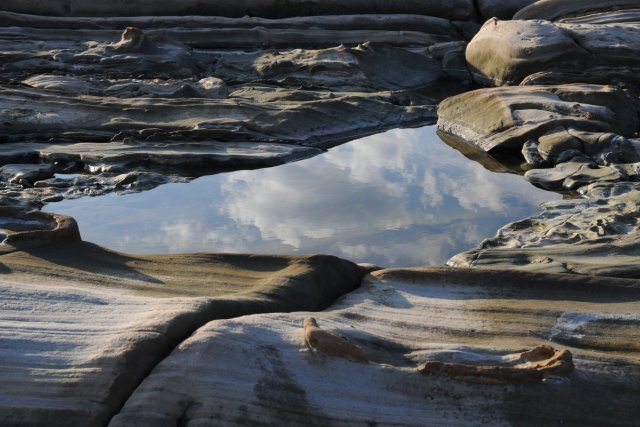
[449,181,640,277]
[110,268,640,426]
[466,18,640,86]
[0,244,366,426]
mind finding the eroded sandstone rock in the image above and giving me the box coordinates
[0,0,478,21]
[436,84,639,155]
[418,345,574,383]
[0,207,80,250]
[303,317,369,362]
[449,181,640,277]
[110,268,640,426]
[0,243,365,426]
[466,18,640,86]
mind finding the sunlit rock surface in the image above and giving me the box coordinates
[0,240,365,426]
[437,84,639,154]
[466,11,640,86]
[449,181,640,277]
[111,268,640,426]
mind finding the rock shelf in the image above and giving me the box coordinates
[1,0,640,425]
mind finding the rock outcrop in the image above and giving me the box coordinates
[449,181,640,277]
[111,268,640,426]
[466,17,640,86]
[437,84,640,155]
[0,241,365,426]
[0,13,472,209]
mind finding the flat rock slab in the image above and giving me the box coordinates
[0,242,365,426]
[111,267,640,426]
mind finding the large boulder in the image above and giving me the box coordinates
[465,18,640,86]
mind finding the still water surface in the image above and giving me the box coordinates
[47,126,557,267]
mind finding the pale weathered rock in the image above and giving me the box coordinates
[449,181,640,277]
[0,241,365,426]
[466,18,640,86]
[111,268,640,426]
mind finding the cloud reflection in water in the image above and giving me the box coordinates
[47,126,556,267]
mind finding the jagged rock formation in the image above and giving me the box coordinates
[440,1,640,276]
[110,268,640,426]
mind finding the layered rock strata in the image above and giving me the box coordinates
[440,2,640,276]
[0,240,365,426]
[449,181,640,277]
[0,12,473,208]
[111,268,640,426]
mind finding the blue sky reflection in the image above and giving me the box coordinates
[47,126,557,267]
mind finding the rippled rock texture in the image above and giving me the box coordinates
[111,268,640,426]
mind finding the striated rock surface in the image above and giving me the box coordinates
[449,181,640,277]
[436,84,639,154]
[111,267,640,426]
[514,0,640,22]
[0,240,365,426]
[465,17,640,86]
[0,13,474,209]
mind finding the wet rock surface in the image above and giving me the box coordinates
[0,12,472,206]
